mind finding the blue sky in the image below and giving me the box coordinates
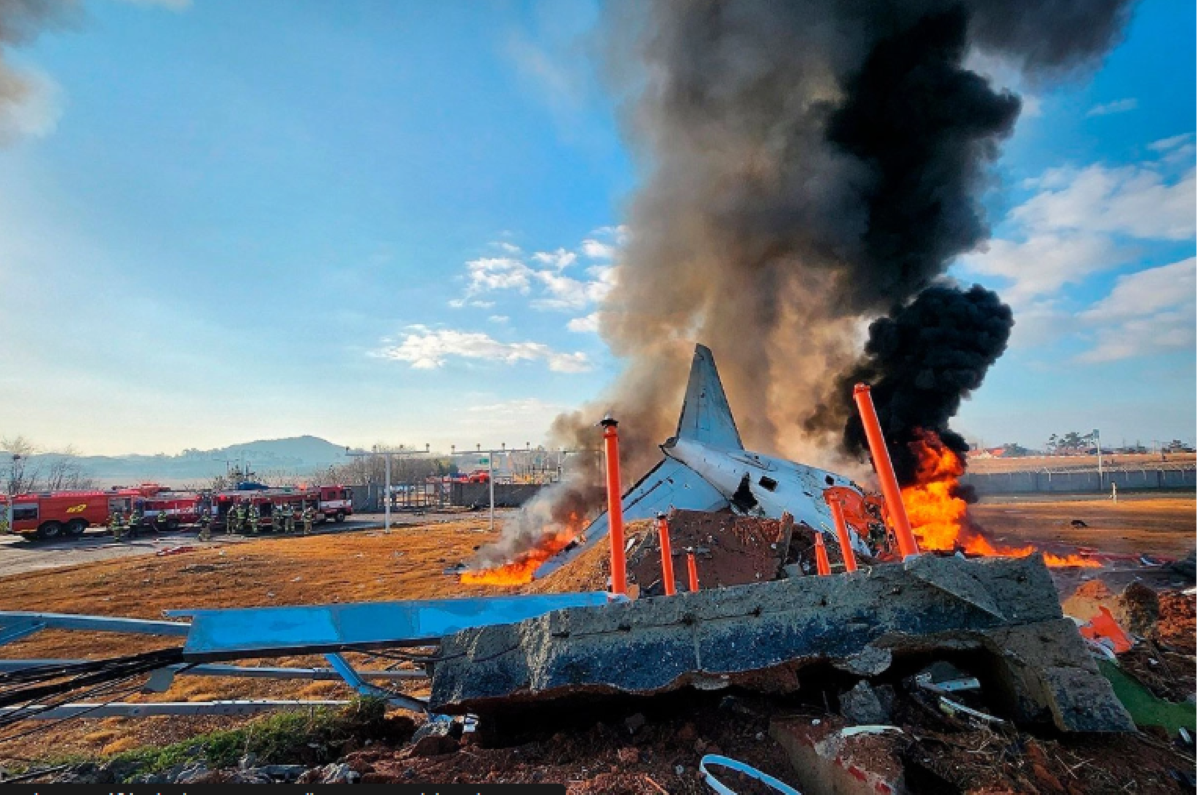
[0,0,1194,456]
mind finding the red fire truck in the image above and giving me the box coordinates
[142,492,206,529]
[211,485,352,532]
[0,489,142,539]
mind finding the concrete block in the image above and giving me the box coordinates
[429,555,1134,732]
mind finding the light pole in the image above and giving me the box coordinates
[345,445,427,531]
[5,454,19,533]
[1094,428,1103,491]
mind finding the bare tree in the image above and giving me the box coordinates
[2,436,41,495]
[43,446,95,491]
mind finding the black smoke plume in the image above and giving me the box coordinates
[838,285,1014,484]
[481,0,1133,567]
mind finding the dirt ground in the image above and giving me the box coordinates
[0,496,1194,788]
[971,494,1196,559]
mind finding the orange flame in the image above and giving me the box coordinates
[460,516,583,586]
[901,430,1099,568]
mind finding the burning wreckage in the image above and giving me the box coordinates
[0,344,1150,791]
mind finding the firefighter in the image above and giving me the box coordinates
[302,504,314,535]
[285,504,296,534]
[271,503,282,534]
[228,503,242,535]
[109,510,125,540]
[155,509,169,533]
[128,507,143,538]
[245,502,258,534]
[197,508,212,542]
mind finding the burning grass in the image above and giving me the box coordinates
[902,429,1101,568]
[459,527,579,586]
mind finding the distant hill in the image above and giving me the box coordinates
[5,436,351,489]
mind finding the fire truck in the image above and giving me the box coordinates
[211,485,352,532]
[0,489,142,539]
[142,491,206,529]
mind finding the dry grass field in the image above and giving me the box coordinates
[0,495,1192,763]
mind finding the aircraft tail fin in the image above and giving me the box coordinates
[673,344,743,450]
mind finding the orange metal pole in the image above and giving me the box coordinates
[656,513,677,596]
[852,383,920,558]
[686,549,699,592]
[813,531,832,576]
[601,416,627,597]
[826,495,858,573]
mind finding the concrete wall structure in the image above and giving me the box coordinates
[962,468,1196,495]
[449,483,543,508]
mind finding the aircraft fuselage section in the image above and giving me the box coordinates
[664,438,861,543]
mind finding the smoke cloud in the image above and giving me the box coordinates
[476,0,1134,565]
[833,284,1015,484]
[0,1,74,143]
[568,0,1130,470]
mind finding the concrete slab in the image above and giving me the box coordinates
[429,555,1134,732]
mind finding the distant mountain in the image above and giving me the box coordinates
[6,436,351,489]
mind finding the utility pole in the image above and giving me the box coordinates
[5,454,20,533]
[1094,428,1103,491]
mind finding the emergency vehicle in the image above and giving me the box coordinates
[142,492,206,529]
[211,485,352,531]
[0,489,142,539]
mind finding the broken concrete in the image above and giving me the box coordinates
[430,554,1134,732]
[839,681,888,725]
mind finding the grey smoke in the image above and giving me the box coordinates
[0,0,74,143]
[479,0,1136,565]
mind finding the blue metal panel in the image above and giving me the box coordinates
[167,592,613,659]
[0,621,44,647]
[0,611,189,636]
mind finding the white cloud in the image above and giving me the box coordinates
[1086,98,1138,117]
[464,257,534,295]
[1149,132,1196,164]
[567,312,599,333]
[963,148,1196,304]
[377,327,591,373]
[488,315,509,324]
[581,238,614,259]
[962,233,1130,302]
[452,234,619,312]
[1014,164,1195,241]
[531,266,614,310]
[495,241,522,254]
[1077,258,1196,363]
[532,248,577,269]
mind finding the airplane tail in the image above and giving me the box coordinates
[672,344,743,451]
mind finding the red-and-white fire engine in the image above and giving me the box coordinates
[0,489,142,539]
[1,484,351,539]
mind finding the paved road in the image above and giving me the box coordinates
[0,518,384,579]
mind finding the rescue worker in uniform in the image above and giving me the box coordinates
[129,506,144,538]
[302,504,314,535]
[197,507,212,542]
[228,503,242,535]
[245,501,258,534]
[271,503,283,534]
[285,504,296,534]
[155,509,169,533]
[109,510,125,540]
